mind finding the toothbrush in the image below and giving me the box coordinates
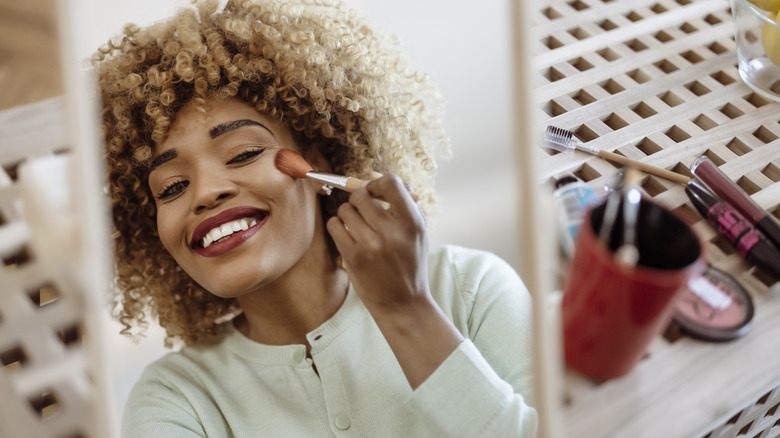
[543,126,691,184]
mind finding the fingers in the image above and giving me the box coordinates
[363,175,417,219]
[326,216,354,246]
[328,174,425,251]
[360,172,420,202]
[333,200,380,245]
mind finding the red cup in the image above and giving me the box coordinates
[562,198,705,381]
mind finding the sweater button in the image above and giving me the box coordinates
[334,414,351,430]
[292,349,305,363]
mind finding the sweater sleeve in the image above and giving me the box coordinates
[122,367,208,438]
[408,246,538,437]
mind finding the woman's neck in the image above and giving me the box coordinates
[235,261,350,346]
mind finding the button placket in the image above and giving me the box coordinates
[333,414,351,430]
[309,331,324,343]
[292,348,305,363]
[315,339,355,435]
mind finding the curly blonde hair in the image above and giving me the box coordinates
[93,0,450,347]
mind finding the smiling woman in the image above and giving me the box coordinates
[148,97,333,299]
[94,0,537,436]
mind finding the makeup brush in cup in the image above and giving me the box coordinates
[543,126,691,184]
[274,149,366,192]
[615,168,642,268]
[598,177,623,246]
[596,169,641,268]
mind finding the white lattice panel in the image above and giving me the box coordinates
[0,102,96,438]
[0,0,116,436]
[533,0,780,436]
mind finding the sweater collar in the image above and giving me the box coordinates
[223,284,363,365]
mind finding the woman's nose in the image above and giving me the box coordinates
[191,171,239,213]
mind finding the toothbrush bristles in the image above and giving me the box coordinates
[543,125,576,152]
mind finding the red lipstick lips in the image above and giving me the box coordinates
[191,206,268,258]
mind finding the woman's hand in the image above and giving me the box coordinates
[327,174,429,312]
[326,174,463,389]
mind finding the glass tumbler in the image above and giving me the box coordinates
[731,0,780,102]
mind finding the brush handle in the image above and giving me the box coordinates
[597,150,690,184]
[343,177,365,192]
[345,177,422,201]
[307,171,420,200]
[306,171,364,192]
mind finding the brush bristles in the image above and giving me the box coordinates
[274,149,312,179]
[544,125,575,152]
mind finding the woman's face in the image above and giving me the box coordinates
[148,97,330,298]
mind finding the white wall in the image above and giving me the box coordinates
[343,0,518,264]
[81,0,518,418]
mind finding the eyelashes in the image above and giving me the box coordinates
[226,147,266,165]
[154,147,268,201]
[156,179,189,200]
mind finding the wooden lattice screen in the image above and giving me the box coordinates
[0,0,116,436]
[533,0,780,436]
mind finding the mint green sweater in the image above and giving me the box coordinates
[122,245,537,437]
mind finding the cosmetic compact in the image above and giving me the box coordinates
[671,266,754,342]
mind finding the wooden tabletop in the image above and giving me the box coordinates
[533,0,780,436]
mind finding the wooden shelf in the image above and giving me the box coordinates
[532,0,780,436]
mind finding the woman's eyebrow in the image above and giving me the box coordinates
[209,119,273,139]
[149,149,177,174]
[149,119,272,174]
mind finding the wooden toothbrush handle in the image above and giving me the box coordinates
[597,150,691,184]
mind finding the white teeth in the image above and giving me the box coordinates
[220,223,232,236]
[200,217,260,248]
[205,228,221,247]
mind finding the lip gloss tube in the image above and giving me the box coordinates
[691,155,780,250]
[685,180,780,279]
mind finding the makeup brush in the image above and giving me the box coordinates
[274,149,365,192]
[614,168,642,268]
[599,184,622,246]
[543,126,691,184]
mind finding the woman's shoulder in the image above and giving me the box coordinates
[428,243,507,266]
[427,245,528,322]
[122,340,236,437]
[135,334,233,387]
[428,244,521,290]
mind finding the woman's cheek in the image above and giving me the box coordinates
[155,209,179,255]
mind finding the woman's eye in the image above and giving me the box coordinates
[156,180,189,200]
[227,147,266,165]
